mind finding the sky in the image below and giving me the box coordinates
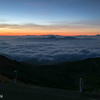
[0,0,100,36]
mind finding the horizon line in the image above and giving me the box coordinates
[0,34,98,36]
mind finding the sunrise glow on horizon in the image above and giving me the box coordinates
[0,31,99,36]
[0,0,100,36]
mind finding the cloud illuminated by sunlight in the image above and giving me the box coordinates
[0,20,100,36]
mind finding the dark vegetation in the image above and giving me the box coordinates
[0,54,100,92]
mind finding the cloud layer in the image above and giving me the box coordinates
[0,36,100,63]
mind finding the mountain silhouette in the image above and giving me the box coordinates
[47,36,57,39]
[96,34,100,36]
[1,54,100,91]
[63,36,78,40]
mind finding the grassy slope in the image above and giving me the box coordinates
[0,74,11,83]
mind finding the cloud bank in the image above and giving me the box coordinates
[0,36,100,63]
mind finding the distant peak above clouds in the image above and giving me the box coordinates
[47,35,57,39]
[96,34,100,36]
[63,36,77,40]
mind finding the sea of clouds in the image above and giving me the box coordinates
[0,35,100,63]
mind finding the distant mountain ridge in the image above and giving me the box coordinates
[16,35,79,41]
[37,36,78,40]
[96,34,100,36]
[14,35,97,43]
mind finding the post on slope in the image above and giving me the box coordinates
[79,78,83,92]
[14,70,17,84]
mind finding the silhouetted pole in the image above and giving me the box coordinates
[14,70,17,84]
[79,78,83,92]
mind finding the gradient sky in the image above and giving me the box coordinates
[0,0,100,36]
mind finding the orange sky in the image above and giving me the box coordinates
[0,28,99,36]
[0,32,99,36]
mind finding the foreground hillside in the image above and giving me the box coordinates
[0,54,100,91]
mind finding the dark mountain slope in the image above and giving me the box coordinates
[0,55,46,85]
[33,57,100,90]
[0,54,100,91]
